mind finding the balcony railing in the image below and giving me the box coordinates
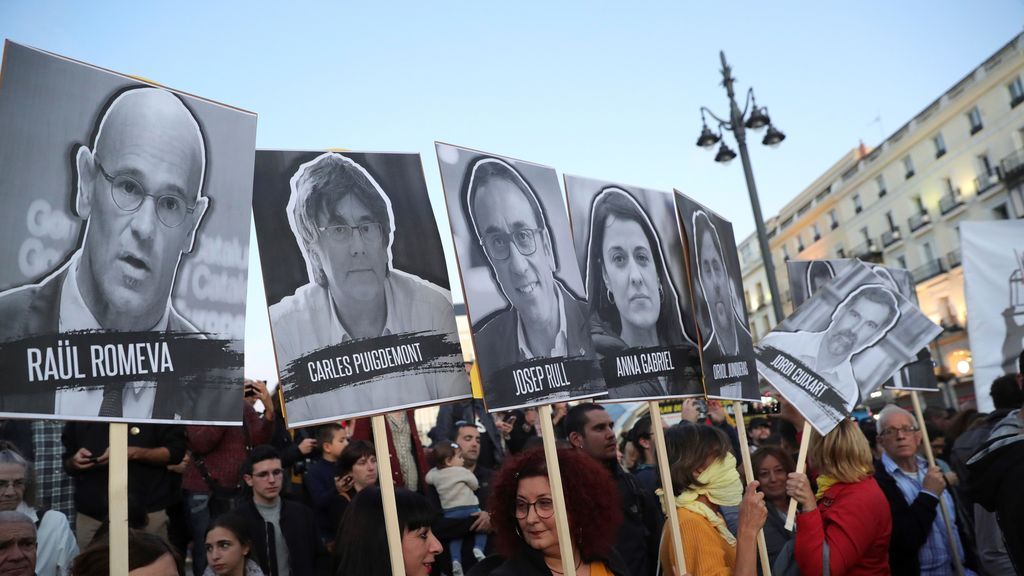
[912,259,947,283]
[1001,149,1024,188]
[851,239,882,261]
[974,169,1002,195]
[881,228,903,248]
[946,249,962,269]
[908,211,932,232]
[939,190,964,215]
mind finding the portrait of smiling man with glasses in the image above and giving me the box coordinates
[0,86,212,420]
[461,156,596,406]
[267,152,467,425]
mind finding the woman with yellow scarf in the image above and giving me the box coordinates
[785,419,891,576]
[660,423,767,576]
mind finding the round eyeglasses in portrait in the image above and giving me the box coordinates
[96,160,198,228]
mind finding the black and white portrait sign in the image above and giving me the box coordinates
[252,151,470,427]
[787,259,938,393]
[674,192,759,402]
[962,221,1024,412]
[758,261,941,434]
[563,176,703,401]
[0,42,255,424]
[435,143,605,412]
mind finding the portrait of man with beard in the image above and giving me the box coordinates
[758,284,900,427]
[693,210,753,365]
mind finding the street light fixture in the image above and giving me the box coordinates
[762,123,786,147]
[714,143,737,164]
[696,51,786,324]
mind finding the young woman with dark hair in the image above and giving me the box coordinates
[333,487,442,576]
[204,512,263,576]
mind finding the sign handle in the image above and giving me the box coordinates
[785,421,812,531]
[910,392,965,576]
[733,401,772,576]
[648,401,688,575]
[538,404,577,576]
[371,415,407,576]
[108,423,129,574]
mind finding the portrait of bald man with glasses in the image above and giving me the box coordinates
[0,86,212,420]
[268,152,467,424]
[465,158,595,375]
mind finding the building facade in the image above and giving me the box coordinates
[739,32,1024,411]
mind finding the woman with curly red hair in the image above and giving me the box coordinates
[468,446,628,576]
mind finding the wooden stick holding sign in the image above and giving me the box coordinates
[910,392,965,576]
[371,415,407,576]
[732,402,772,576]
[108,423,129,573]
[538,404,577,576]
[785,421,812,531]
[648,401,688,576]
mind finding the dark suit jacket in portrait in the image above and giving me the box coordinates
[473,282,596,375]
[0,265,237,421]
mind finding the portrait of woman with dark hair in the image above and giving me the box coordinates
[583,187,701,399]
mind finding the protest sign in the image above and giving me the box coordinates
[674,192,760,402]
[435,143,605,412]
[0,42,255,424]
[787,259,938,392]
[563,176,703,401]
[252,151,470,426]
[962,220,1024,412]
[758,261,940,435]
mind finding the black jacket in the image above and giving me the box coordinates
[873,459,977,575]
[611,461,659,576]
[239,495,330,576]
[967,411,1024,574]
[467,544,631,576]
[62,421,186,519]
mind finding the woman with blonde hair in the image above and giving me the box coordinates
[786,418,891,575]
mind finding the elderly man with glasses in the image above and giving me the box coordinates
[873,405,977,575]
[0,86,212,420]
[270,152,465,422]
[464,158,594,378]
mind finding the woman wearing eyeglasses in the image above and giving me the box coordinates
[786,419,891,576]
[469,446,628,576]
[583,188,701,399]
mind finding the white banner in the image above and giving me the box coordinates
[962,221,1024,412]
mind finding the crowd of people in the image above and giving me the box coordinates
[0,358,1022,576]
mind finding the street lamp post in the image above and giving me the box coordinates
[697,51,786,324]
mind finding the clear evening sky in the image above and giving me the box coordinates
[3,1,1022,382]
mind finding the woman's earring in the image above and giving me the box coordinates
[659,284,665,303]
[606,288,615,304]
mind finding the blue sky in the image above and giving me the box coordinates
[3,1,1022,381]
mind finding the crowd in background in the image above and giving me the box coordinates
[0,359,1022,576]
